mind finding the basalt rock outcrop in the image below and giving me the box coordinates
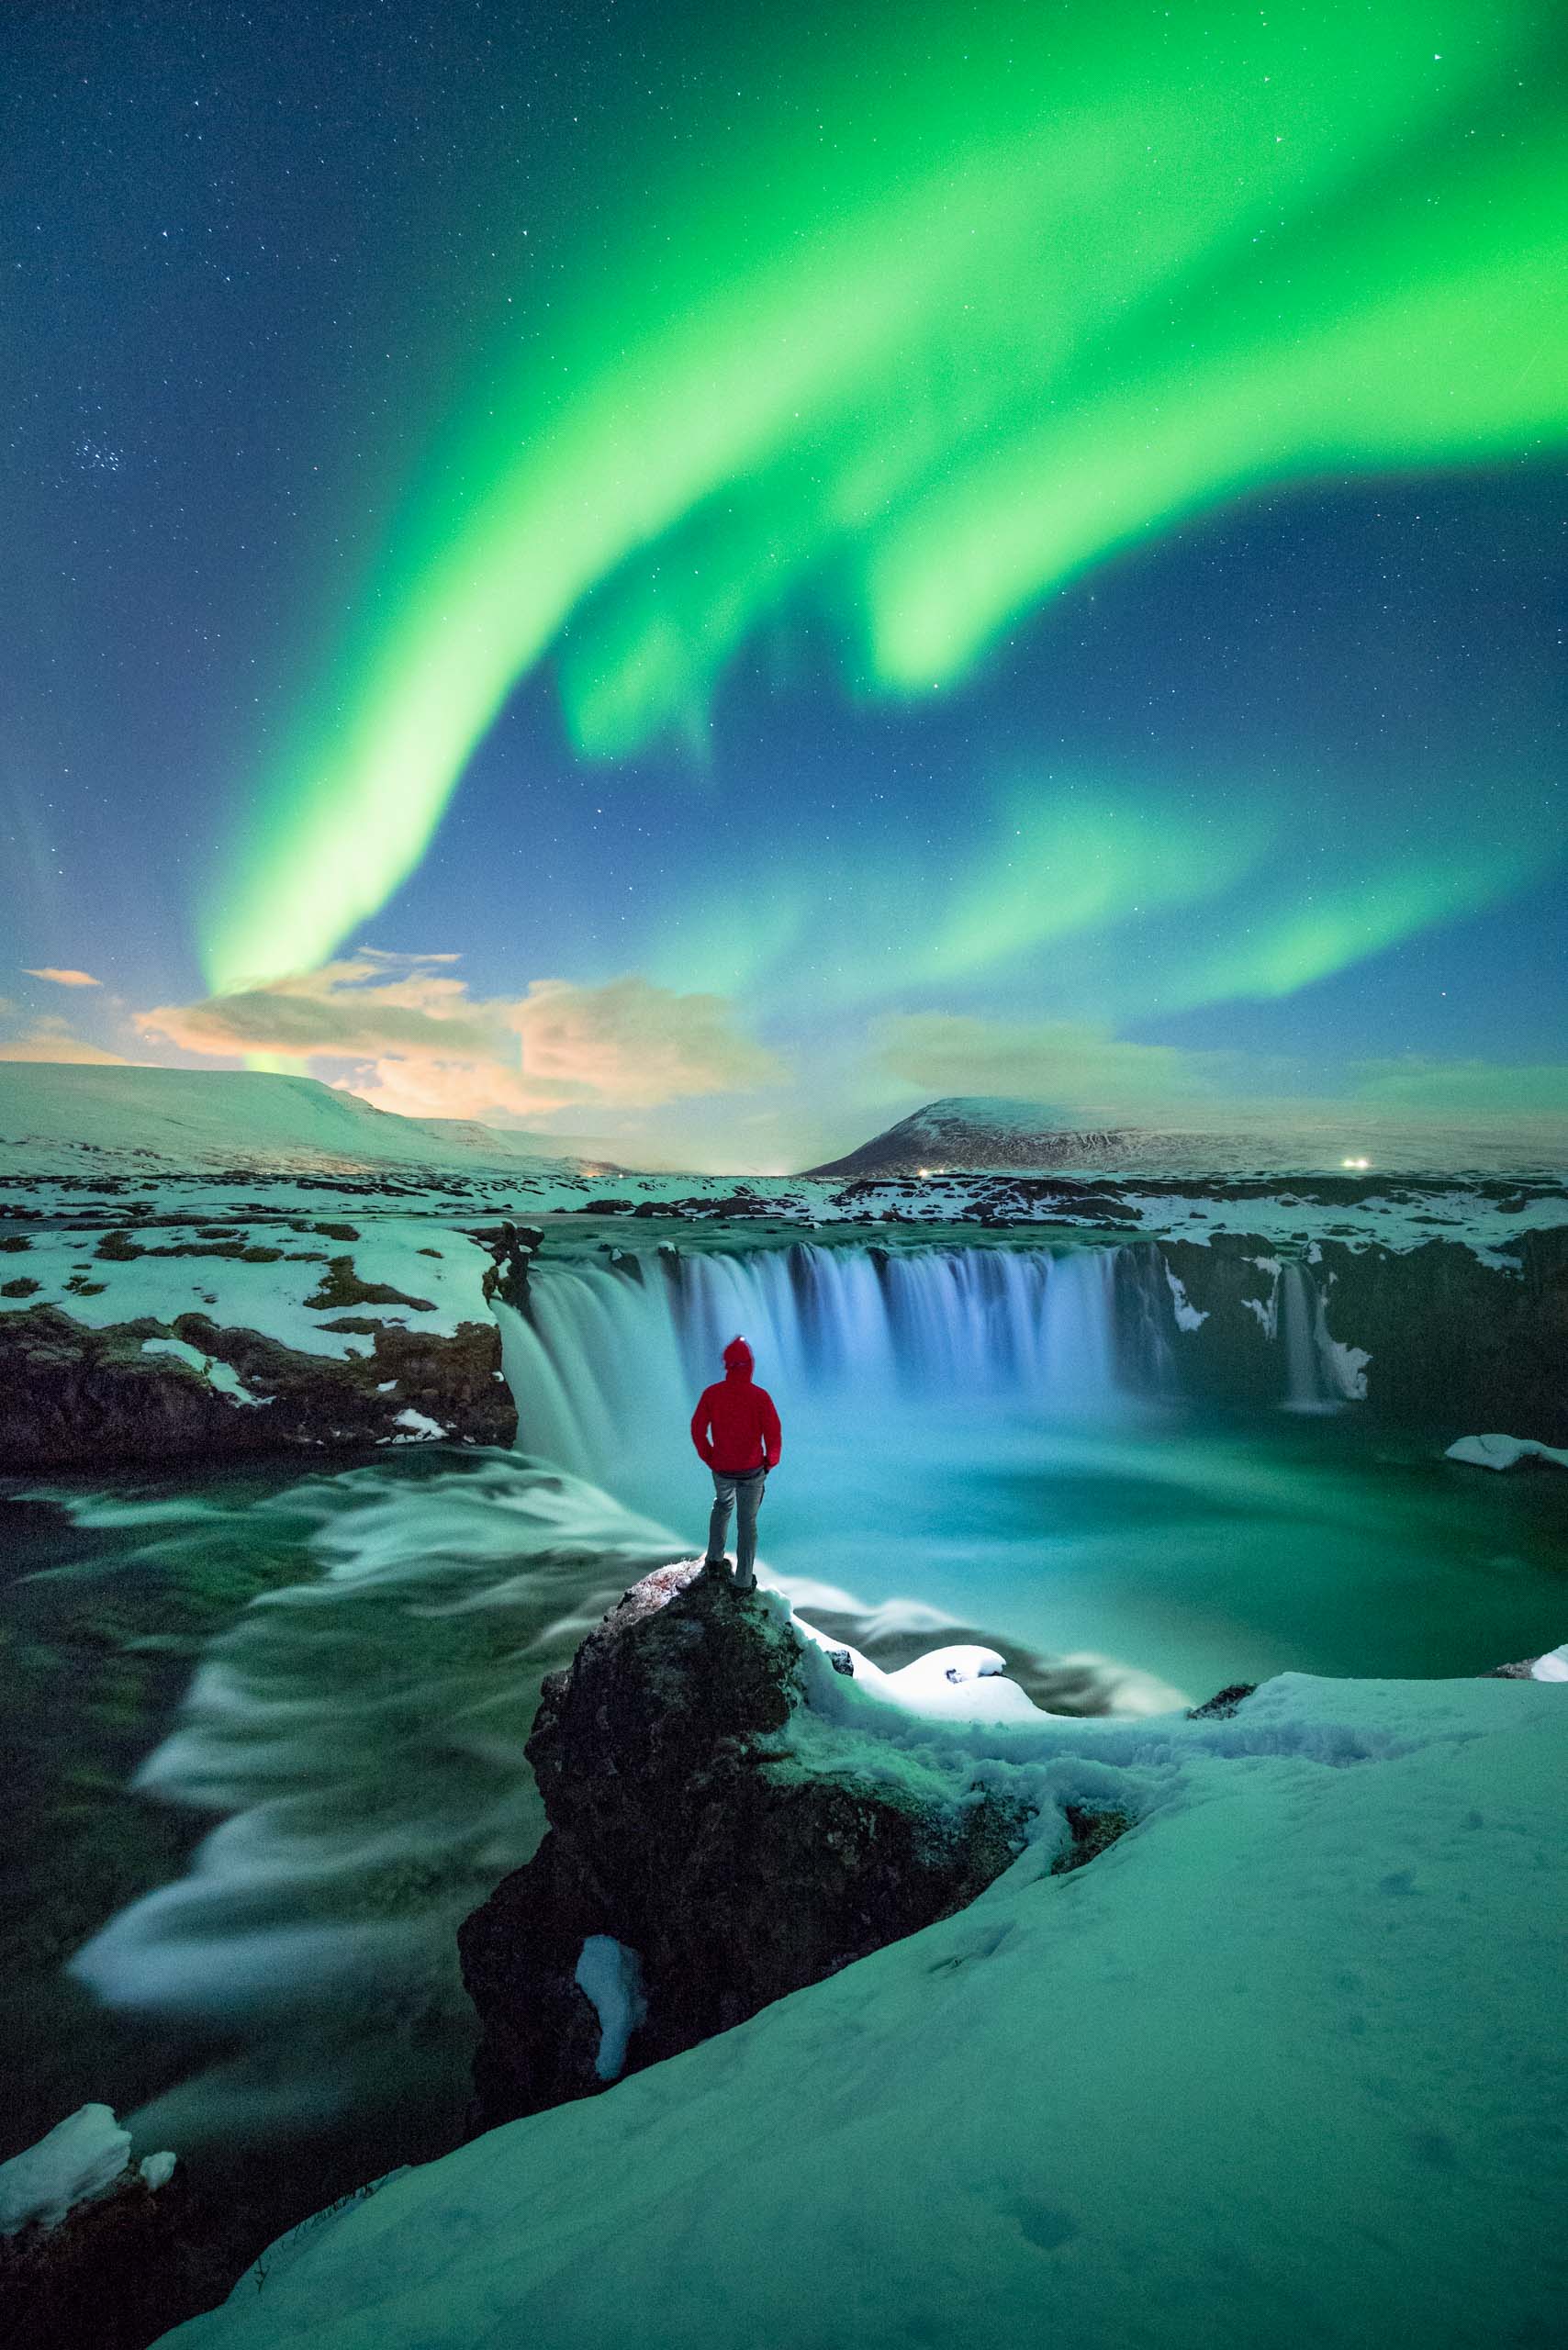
[458,1564,1037,2129]
[0,1303,513,1469]
[1161,1226,1568,1443]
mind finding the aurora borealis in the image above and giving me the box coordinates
[3,0,1564,1166]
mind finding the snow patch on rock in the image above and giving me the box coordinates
[1163,1262,1208,1330]
[141,1337,269,1405]
[573,1937,649,2082]
[1446,1432,1568,1472]
[0,2105,174,2237]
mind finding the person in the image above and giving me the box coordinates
[689,1335,782,1591]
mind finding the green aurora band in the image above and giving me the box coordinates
[203,0,1568,997]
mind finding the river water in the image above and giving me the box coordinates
[2,1237,1563,2212]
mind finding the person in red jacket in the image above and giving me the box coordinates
[689,1335,782,1591]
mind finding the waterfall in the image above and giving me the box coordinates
[499,1239,1369,1498]
[498,1243,1137,1500]
[1278,1260,1367,1411]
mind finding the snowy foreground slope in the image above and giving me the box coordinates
[159,1662,1567,2350]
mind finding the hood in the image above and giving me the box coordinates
[722,1336,754,1380]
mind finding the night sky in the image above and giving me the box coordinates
[4,0,1564,1168]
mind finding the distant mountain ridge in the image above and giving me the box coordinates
[805,1095,1568,1180]
[0,1063,674,1176]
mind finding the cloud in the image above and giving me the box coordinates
[875,1013,1249,1125]
[357,946,463,965]
[0,1014,130,1065]
[136,954,785,1121]
[1347,1057,1568,1118]
[22,968,102,988]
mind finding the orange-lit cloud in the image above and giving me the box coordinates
[22,968,103,988]
[136,953,784,1120]
[0,1017,130,1065]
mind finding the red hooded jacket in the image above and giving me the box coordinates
[690,1337,782,1476]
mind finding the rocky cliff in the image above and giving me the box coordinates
[458,1564,1126,2129]
[1160,1225,1568,1442]
[0,1218,521,1467]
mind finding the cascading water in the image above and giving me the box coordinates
[1280,1261,1333,1412]
[500,1237,1368,1494]
[496,1236,1380,1633]
[1277,1260,1369,1412]
[497,1240,1187,1666]
[500,1243,1135,1507]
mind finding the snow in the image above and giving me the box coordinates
[0,1218,497,1363]
[1163,1264,1208,1330]
[1239,1255,1282,1339]
[573,1937,649,2082]
[1530,1644,1568,1682]
[4,1068,1564,1266]
[1319,1330,1371,1402]
[0,1064,617,1179]
[151,1666,1568,2350]
[142,1337,269,1404]
[0,2103,174,2235]
[391,1406,447,1440]
[1446,1432,1568,1472]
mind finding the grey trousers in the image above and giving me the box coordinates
[707,1468,766,1584]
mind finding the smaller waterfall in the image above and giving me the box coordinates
[1278,1261,1367,1412]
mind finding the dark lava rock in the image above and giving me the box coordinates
[303,1255,436,1314]
[1187,1684,1259,1721]
[458,1564,1035,2129]
[1163,1225,1568,1445]
[0,1304,513,1470]
[475,1222,540,1309]
[0,2163,230,2350]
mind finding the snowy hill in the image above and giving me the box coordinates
[0,1064,666,1177]
[807,1097,1568,1181]
[806,1097,1149,1176]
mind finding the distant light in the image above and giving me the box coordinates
[1340,1155,1372,1170]
[918,1167,930,1178]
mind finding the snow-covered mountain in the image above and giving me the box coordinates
[805,1097,1152,1177]
[808,1096,1568,1180]
[0,1064,673,1176]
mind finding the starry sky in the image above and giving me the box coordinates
[3,0,1564,1169]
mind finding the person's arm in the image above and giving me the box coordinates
[760,1388,782,1471]
[690,1391,715,1465]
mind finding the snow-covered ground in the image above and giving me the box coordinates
[0,1214,497,1364]
[153,1643,1567,2350]
[5,1166,1565,1261]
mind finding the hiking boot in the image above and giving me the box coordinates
[701,1556,732,1582]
